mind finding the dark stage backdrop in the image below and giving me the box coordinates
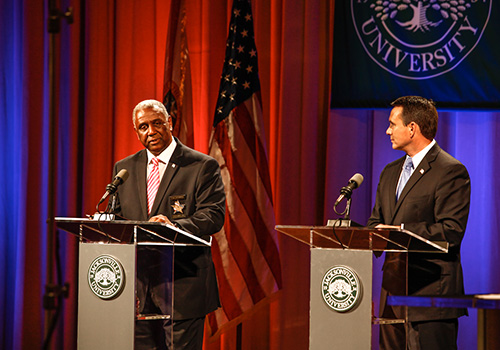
[332,0,500,109]
[1,0,499,349]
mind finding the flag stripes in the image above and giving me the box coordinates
[229,93,274,204]
[208,108,282,334]
[214,103,281,287]
[207,0,282,335]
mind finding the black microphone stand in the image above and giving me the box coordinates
[43,1,73,349]
[332,197,354,227]
[108,194,118,214]
[329,197,362,249]
[343,197,352,221]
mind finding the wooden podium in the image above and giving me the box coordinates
[275,224,448,349]
[56,217,211,350]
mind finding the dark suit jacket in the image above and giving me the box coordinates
[113,138,226,320]
[367,143,470,322]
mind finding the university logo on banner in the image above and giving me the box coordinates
[331,0,499,109]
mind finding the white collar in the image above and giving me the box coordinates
[409,139,436,170]
[146,136,177,165]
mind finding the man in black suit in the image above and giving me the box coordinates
[367,96,471,350]
[113,99,225,349]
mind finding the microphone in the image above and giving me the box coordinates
[98,169,129,205]
[334,173,364,206]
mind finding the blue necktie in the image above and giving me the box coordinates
[396,157,413,200]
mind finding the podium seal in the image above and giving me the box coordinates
[321,265,361,312]
[88,255,125,299]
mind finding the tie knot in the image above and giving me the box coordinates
[152,157,159,166]
[404,157,413,170]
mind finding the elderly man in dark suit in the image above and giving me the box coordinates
[367,96,471,350]
[112,99,225,350]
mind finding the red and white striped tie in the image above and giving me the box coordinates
[147,157,160,215]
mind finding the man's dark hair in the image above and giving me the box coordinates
[391,96,438,140]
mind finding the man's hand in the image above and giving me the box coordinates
[149,214,174,226]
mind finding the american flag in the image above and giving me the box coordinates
[208,0,283,335]
[163,0,194,147]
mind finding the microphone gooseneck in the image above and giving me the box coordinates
[97,169,129,206]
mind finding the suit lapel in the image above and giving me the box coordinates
[391,144,440,221]
[386,158,403,217]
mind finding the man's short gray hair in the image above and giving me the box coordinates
[132,99,170,126]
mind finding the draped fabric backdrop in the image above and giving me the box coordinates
[1,0,498,349]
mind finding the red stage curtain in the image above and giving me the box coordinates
[5,0,498,349]
[7,0,333,348]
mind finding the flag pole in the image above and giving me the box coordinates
[43,0,72,348]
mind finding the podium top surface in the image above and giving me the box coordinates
[275,225,448,253]
[55,217,211,246]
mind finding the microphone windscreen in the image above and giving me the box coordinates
[350,173,364,187]
[116,169,129,183]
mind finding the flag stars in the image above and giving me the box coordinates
[214,1,260,123]
[211,0,282,325]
